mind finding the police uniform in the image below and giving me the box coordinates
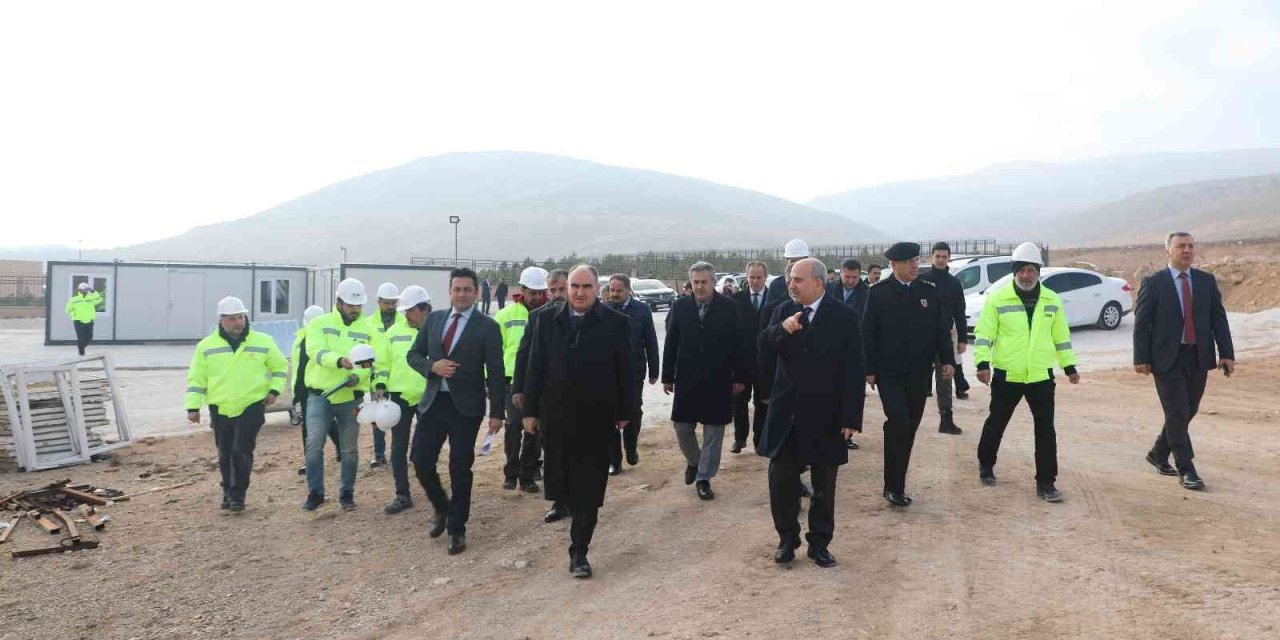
[862,242,956,505]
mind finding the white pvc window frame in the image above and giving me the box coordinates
[69,273,111,316]
[257,277,293,316]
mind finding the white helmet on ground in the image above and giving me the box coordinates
[783,239,811,259]
[518,267,549,290]
[216,296,248,316]
[302,305,325,325]
[337,278,367,305]
[1011,242,1043,266]
[396,285,432,312]
[348,343,376,365]
[376,282,400,300]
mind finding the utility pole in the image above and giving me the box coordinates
[340,246,348,262]
[449,216,461,265]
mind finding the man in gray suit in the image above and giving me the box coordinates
[408,267,506,555]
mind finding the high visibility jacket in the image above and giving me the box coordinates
[375,316,427,405]
[185,329,288,418]
[494,302,531,376]
[305,310,378,404]
[973,283,1077,383]
[365,312,403,339]
[65,292,102,323]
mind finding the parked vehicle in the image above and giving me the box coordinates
[965,267,1133,335]
[948,256,1017,296]
[631,278,677,310]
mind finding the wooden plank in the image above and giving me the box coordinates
[34,515,60,535]
[111,481,195,501]
[58,488,109,506]
[10,539,99,558]
[0,512,22,544]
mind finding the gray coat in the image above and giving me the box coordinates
[407,308,506,419]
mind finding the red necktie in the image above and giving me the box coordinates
[442,313,461,354]
[1178,273,1195,344]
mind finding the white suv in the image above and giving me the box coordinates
[946,256,1016,296]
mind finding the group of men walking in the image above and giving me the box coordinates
[182,230,1235,575]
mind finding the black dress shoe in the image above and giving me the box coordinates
[807,546,837,568]
[608,465,621,476]
[884,490,911,507]
[502,478,517,490]
[625,448,639,466]
[520,479,540,493]
[730,441,744,454]
[1145,452,1178,476]
[544,505,569,523]
[774,536,800,564]
[1036,483,1064,502]
[846,439,859,450]
[979,465,996,486]
[570,553,592,578]
[956,390,970,400]
[939,413,963,435]
[696,480,715,500]
[428,510,447,538]
[684,465,698,485]
[447,533,466,555]
[1180,471,1205,490]
[228,500,245,513]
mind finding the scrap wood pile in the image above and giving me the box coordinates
[0,478,121,558]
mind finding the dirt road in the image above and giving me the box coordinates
[3,353,1278,640]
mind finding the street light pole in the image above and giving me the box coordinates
[449,216,461,265]
[340,246,348,262]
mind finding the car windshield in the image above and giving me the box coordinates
[633,280,667,292]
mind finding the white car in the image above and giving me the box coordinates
[965,267,1133,334]
[946,256,1016,296]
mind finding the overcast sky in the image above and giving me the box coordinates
[2,1,1277,249]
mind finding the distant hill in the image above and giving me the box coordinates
[110,152,881,265]
[809,149,1280,242]
[1055,173,1280,247]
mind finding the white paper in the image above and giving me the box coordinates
[479,432,494,455]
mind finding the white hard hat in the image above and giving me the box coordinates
[302,305,325,325]
[77,282,91,291]
[348,343,376,365]
[376,282,400,300]
[783,239,811,259]
[518,266,549,290]
[336,278,367,305]
[1011,242,1043,266]
[396,285,432,311]
[356,401,378,427]
[373,399,402,427]
[216,296,248,316]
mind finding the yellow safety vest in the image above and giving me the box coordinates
[185,329,288,418]
[973,283,1077,383]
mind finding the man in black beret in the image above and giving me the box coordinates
[863,242,956,507]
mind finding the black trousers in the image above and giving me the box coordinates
[503,386,540,482]
[1151,345,1208,472]
[732,382,767,447]
[768,433,838,549]
[977,372,1058,484]
[389,393,416,496]
[569,505,600,556]
[73,320,93,356]
[954,362,971,393]
[878,372,931,495]
[210,402,265,502]
[482,298,491,315]
[298,393,341,461]
[609,377,645,467]
[412,393,483,535]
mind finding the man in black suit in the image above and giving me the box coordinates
[730,260,770,453]
[758,258,864,568]
[920,242,968,430]
[406,267,506,555]
[1134,232,1234,490]
[522,264,633,578]
[512,269,569,522]
[604,274,660,474]
[826,258,869,451]
[765,238,811,306]
[863,242,955,507]
[663,261,748,500]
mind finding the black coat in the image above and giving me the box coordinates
[920,266,967,335]
[611,298,660,381]
[862,278,955,379]
[756,295,789,401]
[826,280,870,319]
[758,298,865,465]
[512,300,562,398]
[1133,267,1234,374]
[522,301,633,508]
[731,288,771,380]
[661,294,749,425]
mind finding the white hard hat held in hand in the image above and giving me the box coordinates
[783,239,810,259]
[377,282,400,300]
[337,278,367,305]
[302,305,325,325]
[217,296,249,316]
[348,343,376,366]
[519,267,549,290]
[373,399,401,426]
[397,285,432,311]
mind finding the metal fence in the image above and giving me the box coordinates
[411,240,1047,286]
[0,275,44,306]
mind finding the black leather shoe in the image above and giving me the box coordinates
[730,441,744,454]
[939,413,963,435]
[520,479,540,493]
[608,465,621,476]
[799,481,812,498]
[228,501,245,513]
[384,494,413,515]
[684,465,698,485]
[956,390,970,400]
[301,492,325,511]
[774,536,800,564]
[808,546,837,568]
[846,439,859,450]
[1037,484,1064,502]
[447,533,466,555]
[980,465,996,486]
[544,505,569,523]
[570,553,592,578]
[696,480,715,500]
[1180,471,1205,490]
[625,448,639,466]
[502,478,517,490]
[428,510,447,538]
[1145,452,1178,476]
[884,490,911,507]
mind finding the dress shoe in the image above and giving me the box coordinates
[774,536,800,564]
[799,481,812,498]
[608,465,621,476]
[520,479,540,493]
[684,465,698,485]
[938,412,963,435]
[846,439,859,450]
[228,501,245,513]
[884,490,911,507]
[339,490,356,511]
[570,553,592,578]
[502,478,518,490]
[625,448,639,466]
[544,504,569,523]
[1180,471,1205,490]
[696,480,715,500]
[384,494,413,515]
[730,441,744,454]
[447,533,466,555]
[1145,452,1178,476]
[1036,483,1064,502]
[301,492,325,511]
[428,510,447,538]
[807,546,837,568]
[956,389,970,400]
[979,465,996,486]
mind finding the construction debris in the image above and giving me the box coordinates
[0,478,122,559]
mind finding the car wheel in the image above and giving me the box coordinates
[1097,301,1122,330]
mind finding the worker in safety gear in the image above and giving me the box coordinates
[185,296,288,513]
[66,282,103,355]
[378,285,433,514]
[496,267,550,493]
[292,305,341,475]
[367,282,402,468]
[973,242,1079,503]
